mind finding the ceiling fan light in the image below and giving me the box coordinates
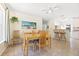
[48,10,52,13]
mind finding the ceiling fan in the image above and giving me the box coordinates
[41,6,59,14]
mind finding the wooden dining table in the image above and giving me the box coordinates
[23,31,51,56]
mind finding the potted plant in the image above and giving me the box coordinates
[10,16,18,23]
[10,16,19,30]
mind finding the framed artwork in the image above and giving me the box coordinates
[22,21,36,29]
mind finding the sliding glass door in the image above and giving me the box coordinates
[0,5,6,44]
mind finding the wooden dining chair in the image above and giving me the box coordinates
[11,30,21,46]
[23,32,35,56]
[38,31,47,51]
[31,30,40,51]
[45,31,51,48]
[59,30,66,41]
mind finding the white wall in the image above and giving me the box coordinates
[73,17,79,27]
[71,17,79,39]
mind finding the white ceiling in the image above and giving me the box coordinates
[6,3,79,20]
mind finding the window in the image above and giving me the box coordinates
[0,4,6,44]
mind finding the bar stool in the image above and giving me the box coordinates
[59,31,66,41]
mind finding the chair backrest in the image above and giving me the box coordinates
[23,32,32,40]
[13,30,20,38]
[39,31,47,45]
[59,29,66,34]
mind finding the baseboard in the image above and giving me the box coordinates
[0,41,8,56]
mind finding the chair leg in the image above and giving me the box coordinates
[38,40,41,52]
[23,43,26,56]
[23,40,28,56]
[23,46,25,55]
[48,37,51,48]
[64,34,66,41]
[33,43,35,51]
[23,46,28,56]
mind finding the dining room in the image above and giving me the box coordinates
[1,3,79,56]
